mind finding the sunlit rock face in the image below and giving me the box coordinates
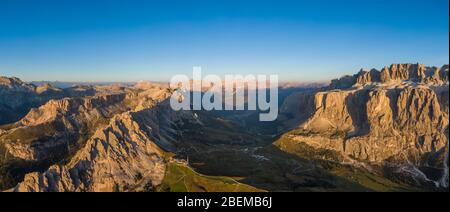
[281,64,449,188]
[329,64,449,90]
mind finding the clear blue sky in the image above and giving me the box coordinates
[0,0,448,82]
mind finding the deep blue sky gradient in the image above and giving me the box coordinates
[0,0,448,82]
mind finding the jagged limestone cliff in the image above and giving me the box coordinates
[330,64,448,89]
[10,102,187,192]
[281,64,449,188]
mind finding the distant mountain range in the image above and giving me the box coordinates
[30,81,140,89]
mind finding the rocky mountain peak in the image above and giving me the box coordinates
[35,83,62,94]
[0,76,35,92]
[330,64,449,89]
